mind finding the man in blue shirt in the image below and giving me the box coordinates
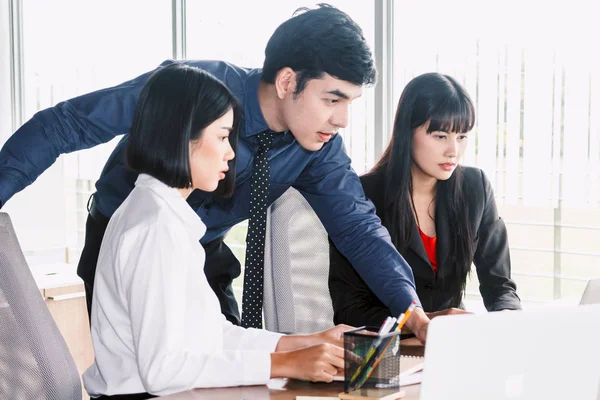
[0,5,430,340]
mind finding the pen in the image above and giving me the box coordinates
[377,317,393,335]
[379,317,396,336]
[390,312,404,332]
[350,301,417,390]
[357,301,418,386]
[385,317,397,334]
[349,322,388,384]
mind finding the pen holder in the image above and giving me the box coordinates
[342,327,403,397]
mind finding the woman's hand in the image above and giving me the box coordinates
[402,308,471,343]
[426,308,471,319]
[270,343,345,382]
[275,324,354,351]
[311,324,354,347]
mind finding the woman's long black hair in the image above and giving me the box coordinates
[368,72,476,305]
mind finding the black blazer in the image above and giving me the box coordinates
[328,166,521,328]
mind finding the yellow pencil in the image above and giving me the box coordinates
[357,301,418,387]
[394,300,417,332]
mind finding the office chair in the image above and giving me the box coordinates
[263,188,335,334]
[0,212,82,400]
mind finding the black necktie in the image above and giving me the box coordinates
[241,130,276,328]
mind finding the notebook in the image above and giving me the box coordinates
[420,304,600,400]
[397,356,424,386]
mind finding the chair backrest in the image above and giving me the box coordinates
[263,188,335,334]
[0,212,82,400]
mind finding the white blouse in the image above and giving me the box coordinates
[83,174,283,397]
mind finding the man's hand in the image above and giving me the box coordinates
[426,308,471,319]
[403,307,430,344]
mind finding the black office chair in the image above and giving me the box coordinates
[0,212,82,399]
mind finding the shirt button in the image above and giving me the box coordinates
[425,284,434,291]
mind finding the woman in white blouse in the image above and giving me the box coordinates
[83,63,348,399]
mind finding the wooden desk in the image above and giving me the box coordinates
[157,378,421,400]
[157,338,425,400]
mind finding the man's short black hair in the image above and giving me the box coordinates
[261,3,377,94]
[127,62,241,197]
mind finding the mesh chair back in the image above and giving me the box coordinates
[263,188,335,334]
[0,212,81,400]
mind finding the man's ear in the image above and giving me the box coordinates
[274,67,297,100]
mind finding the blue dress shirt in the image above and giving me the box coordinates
[0,59,419,316]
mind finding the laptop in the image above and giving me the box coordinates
[580,279,600,305]
[420,304,600,400]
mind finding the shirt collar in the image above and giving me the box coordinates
[135,174,206,240]
[242,70,270,138]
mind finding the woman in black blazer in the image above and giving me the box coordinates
[329,73,521,328]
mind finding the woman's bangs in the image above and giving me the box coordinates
[427,95,475,134]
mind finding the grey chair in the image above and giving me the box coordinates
[263,187,335,334]
[0,212,82,400]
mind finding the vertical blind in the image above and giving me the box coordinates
[393,0,599,209]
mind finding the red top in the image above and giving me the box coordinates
[418,227,438,274]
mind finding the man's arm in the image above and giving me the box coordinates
[328,237,392,327]
[0,63,167,207]
[292,135,430,338]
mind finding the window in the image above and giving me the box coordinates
[393,0,600,309]
[0,1,12,144]
[186,1,375,306]
[4,0,596,312]
[7,0,172,264]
